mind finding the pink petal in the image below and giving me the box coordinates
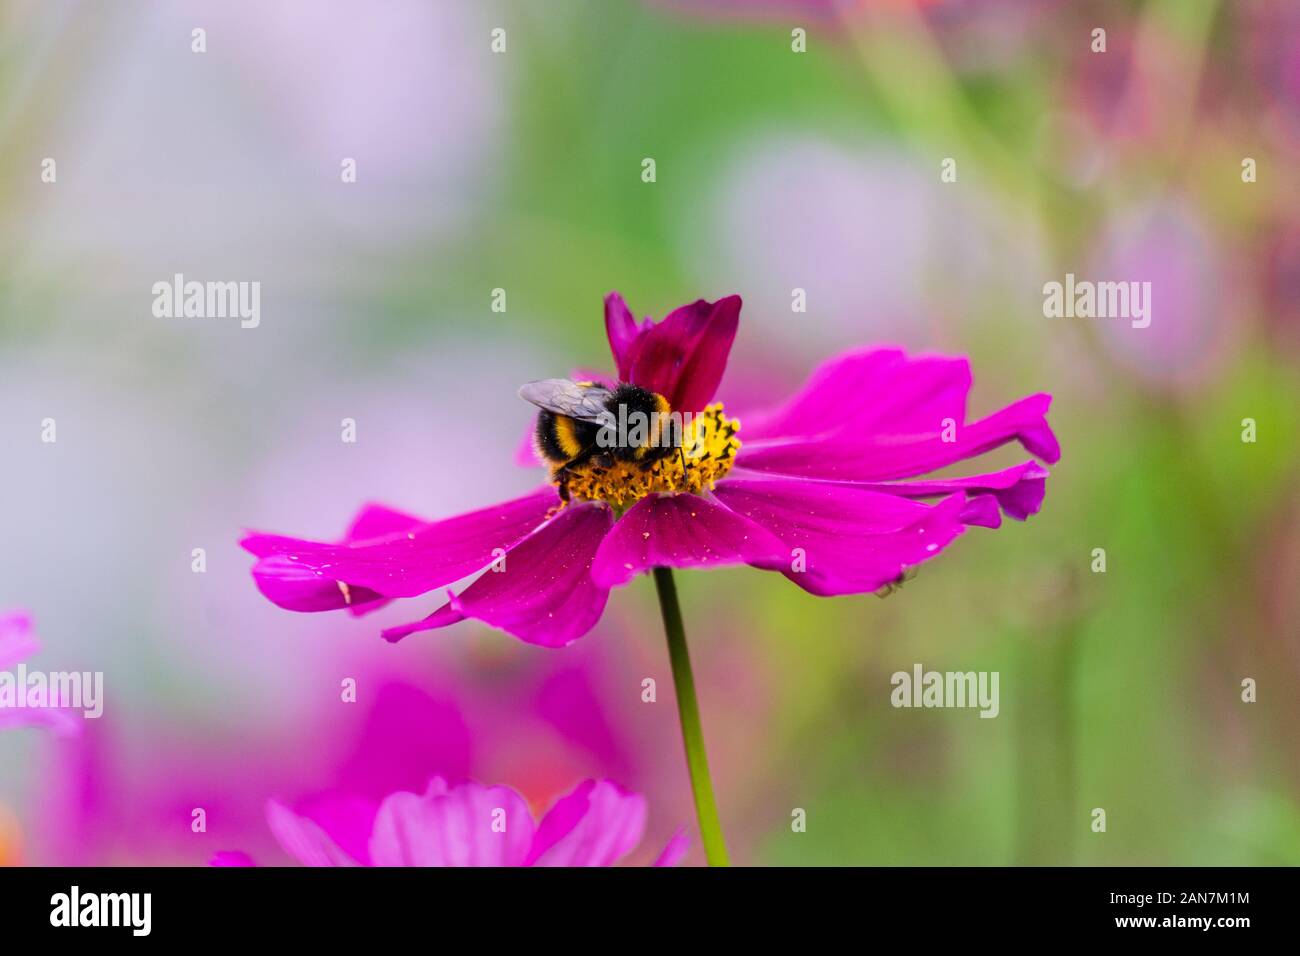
[959,494,1004,529]
[381,503,614,647]
[247,557,389,613]
[368,778,535,867]
[590,493,789,588]
[614,294,742,413]
[210,850,256,867]
[653,827,690,867]
[605,292,650,381]
[344,503,425,542]
[514,420,541,467]
[265,799,363,867]
[535,668,630,775]
[742,348,971,442]
[334,683,472,800]
[380,599,465,643]
[241,486,559,608]
[712,478,970,596]
[293,793,380,866]
[0,611,37,669]
[735,346,1057,484]
[849,460,1050,521]
[526,779,648,867]
[737,393,1059,481]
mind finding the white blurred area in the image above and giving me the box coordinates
[8,0,504,258]
[676,130,1050,362]
[0,0,527,818]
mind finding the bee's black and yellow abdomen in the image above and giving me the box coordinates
[533,381,677,471]
[553,414,588,459]
[535,410,598,466]
[608,384,674,463]
[534,411,563,465]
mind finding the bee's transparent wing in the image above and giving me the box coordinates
[518,379,614,422]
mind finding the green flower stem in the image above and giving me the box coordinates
[652,566,730,867]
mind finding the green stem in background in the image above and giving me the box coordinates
[652,566,730,867]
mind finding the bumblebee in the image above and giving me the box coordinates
[519,378,683,501]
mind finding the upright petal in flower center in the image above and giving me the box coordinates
[561,403,741,510]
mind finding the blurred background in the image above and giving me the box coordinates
[1,0,1298,865]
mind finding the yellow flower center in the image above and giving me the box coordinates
[560,403,741,511]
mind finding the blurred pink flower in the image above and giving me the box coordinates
[0,612,80,736]
[242,293,1059,647]
[923,1,1061,76]
[1242,0,1300,149]
[35,653,689,866]
[1067,16,1148,140]
[1089,200,1233,388]
[221,777,687,868]
[686,136,1046,356]
[0,613,38,671]
[1263,222,1300,354]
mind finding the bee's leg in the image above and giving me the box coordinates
[555,469,571,503]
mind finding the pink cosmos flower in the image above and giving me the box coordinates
[241,293,1059,648]
[0,611,80,736]
[216,777,688,868]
